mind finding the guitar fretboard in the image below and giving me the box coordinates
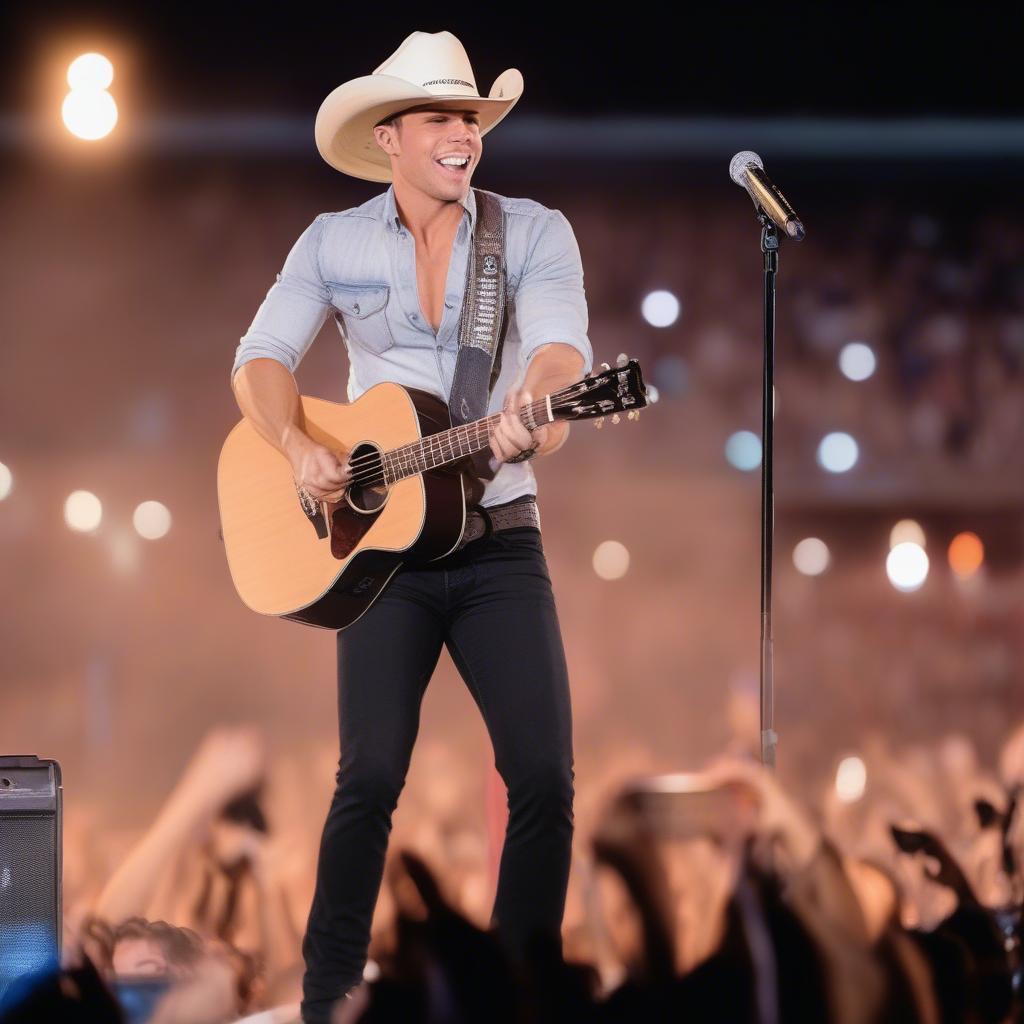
[379,398,553,485]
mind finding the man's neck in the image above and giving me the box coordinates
[393,182,467,249]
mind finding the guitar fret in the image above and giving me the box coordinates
[380,396,563,484]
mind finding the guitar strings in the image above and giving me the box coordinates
[342,393,572,488]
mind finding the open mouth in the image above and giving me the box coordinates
[436,156,471,176]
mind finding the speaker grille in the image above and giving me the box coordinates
[0,813,59,1003]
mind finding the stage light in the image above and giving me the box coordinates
[948,531,983,579]
[64,490,102,532]
[793,537,830,576]
[835,756,867,803]
[62,90,118,141]
[725,430,762,471]
[890,519,926,549]
[593,540,629,580]
[886,542,929,592]
[817,432,859,473]
[641,290,681,328]
[133,501,172,540]
[838,342,877,381]
[63,53,118,141]
[0,461,12,500]
[67,53,114,91]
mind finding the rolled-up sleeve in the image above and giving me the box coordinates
[230,213,333,386]
[515,209,593,377]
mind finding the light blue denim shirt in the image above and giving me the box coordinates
[230,184,593,509]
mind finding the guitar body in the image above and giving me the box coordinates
[217,382,470,630]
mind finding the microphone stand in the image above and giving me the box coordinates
[757,208,779,772]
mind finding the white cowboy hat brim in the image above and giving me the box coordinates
[315,68,523,183]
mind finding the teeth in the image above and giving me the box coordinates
[438,156,469,167]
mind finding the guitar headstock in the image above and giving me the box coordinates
[553,354,649,427]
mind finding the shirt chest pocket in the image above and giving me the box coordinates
[328,283,393,355]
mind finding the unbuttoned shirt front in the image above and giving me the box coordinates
[230,184,594,509]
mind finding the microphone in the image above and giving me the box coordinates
[729,151,805,241]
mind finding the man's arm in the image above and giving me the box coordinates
[516,342,585,457]
[230,214,351,499]
[491,208,593,463]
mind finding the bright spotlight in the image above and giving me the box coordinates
[835,756,867,803]
[886,542,929,592]
[62,90,118,140]
[725,430,762,471]
[65,490,103,532]
[0,461,12,500]
[593,540,629,580]
[838,342,877,381]
[133,501,172,540]
[793,538,830,576]
[817,432,859,473]
[890,519,926,549]
[641,290,681,328]
[67,53,114,91]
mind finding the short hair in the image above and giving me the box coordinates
[375,112,404,131]
[112,917,205,972]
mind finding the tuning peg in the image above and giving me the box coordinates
[616,352,629,367]
[600,362,611,372]
[594,418,605,429]
[611,413,621,424]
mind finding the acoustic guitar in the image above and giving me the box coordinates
[217,357,647,630]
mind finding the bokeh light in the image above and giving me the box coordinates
[640,290,681,328]
[817,432,859,473]
[886,542,929,592]
[725,430,762,471]
[64,490,103,532]
[133,501,173,540]
[838,342,877,381]
[592,540,630,580]
[835,756,867,803]
[793,537,831,576]
[890,519,926,549]
[948,531,984,579]
[67,53,114,91]
[63,53,118,141]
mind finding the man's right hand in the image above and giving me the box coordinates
[285,431,352,502]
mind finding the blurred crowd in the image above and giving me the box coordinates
[3,707,1024,1023]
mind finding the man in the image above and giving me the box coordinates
[229,30,593,1023]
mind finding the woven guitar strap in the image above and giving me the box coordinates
[448,187,510,504]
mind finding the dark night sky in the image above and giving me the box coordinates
[0,1,1019,117]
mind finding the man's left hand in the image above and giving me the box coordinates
[489,387,549,464]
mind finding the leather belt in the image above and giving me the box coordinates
[455,498,541,550]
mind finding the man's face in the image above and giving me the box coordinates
[375,108,482,201]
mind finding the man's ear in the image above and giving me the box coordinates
[373,125,398,155]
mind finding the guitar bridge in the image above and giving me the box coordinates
[297,485,330,539]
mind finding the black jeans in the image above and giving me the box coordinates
[300,505,575,1023]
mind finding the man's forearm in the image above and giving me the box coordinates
[231,357,310,462]
[522,343,586,457]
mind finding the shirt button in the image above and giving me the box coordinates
[409,312,418,321]
[444,300,453,309]
[353,303,360,314]
[436,344,442,352]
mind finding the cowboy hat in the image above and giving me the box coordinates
[314,30,524,183]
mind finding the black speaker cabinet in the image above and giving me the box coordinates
[0,755,62,1005]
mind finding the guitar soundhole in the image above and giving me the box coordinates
[345,441,389,514]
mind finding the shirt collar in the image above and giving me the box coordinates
[383,183,476,236]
